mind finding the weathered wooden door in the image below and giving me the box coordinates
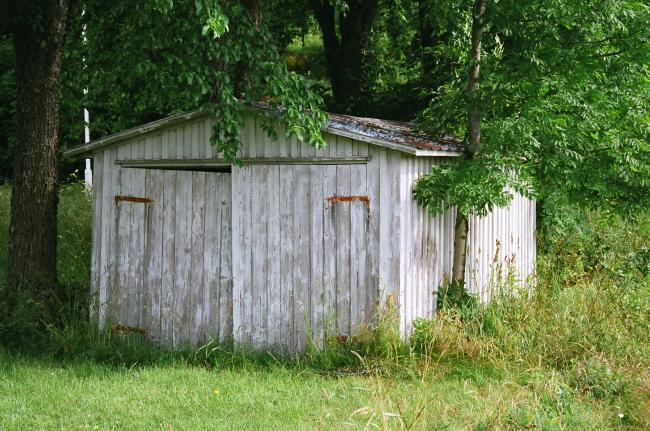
[113,168,232,346]
[232,163,375,352]
[323,177,372,339]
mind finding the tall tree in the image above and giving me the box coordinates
[0,36,16,181]
[308,0,379,107]
[414,0,650,287]
[1,0,76,317]
[451,0,485,284]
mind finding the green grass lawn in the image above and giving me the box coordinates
[0,351,625,430]
[0,182,649,430]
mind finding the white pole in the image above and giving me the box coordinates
[84,105,92,191]
[82,11,92,191]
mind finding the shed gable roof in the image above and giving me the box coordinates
[64,108,464,158]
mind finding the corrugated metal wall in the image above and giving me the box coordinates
[466,191,536,302]
[110,115,215,161]
[398,155,456,335]
[396,154,537,334]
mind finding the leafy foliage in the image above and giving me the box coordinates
[415,0,650,219]
[412,154,532,217]
[265,0,316,49]
[1,0,648,247]
[74,0,326,161]
[435,280,477,312]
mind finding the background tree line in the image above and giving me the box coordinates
[0,0,469,181]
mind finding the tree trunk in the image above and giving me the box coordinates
[451,212,468,283]
[451,0,485,285]
[308,0,379,107]
[8,0,72,317]
[308,0,343,101]
[240,0,262,27]
[467,0,485,155]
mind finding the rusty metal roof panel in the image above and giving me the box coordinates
[325,112,465,154]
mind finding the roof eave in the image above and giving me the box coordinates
[63,110,208,157]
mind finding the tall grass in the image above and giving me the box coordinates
[408,212,650,428]
[411,213,650,369]
[0,179,92,349]
[1,181,648,372]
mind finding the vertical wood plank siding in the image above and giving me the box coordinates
[108,115,372,162]
[89,151,103,323]
[231,142,406,351]
[90,112,536,350]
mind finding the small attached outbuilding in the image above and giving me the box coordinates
[65,108,536,351]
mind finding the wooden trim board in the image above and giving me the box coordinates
[115,156,370,169]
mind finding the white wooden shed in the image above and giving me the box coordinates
[65,108,536,351]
